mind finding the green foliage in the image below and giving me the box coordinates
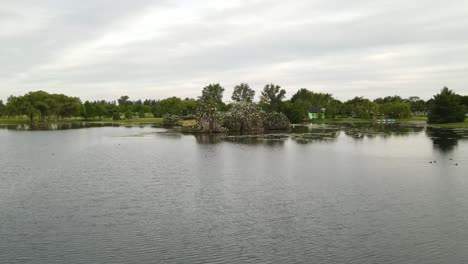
[4,91,82,122]
[162,114,180,127]
[152,97,198,118]
[374,95,403,104]
[459,95,468,109]
[118,95,130,107]
[287,88,340,120]
[326,99,342,118]
[200,83,225,106]
[232,83,255,102]
[405,96,427,114]
[428,87,466,124]
[124,109,133,119]
[291,88,333,107]
[283,100,308,123]
[378,102,412,118]
[260,83,286,112]
[343,97,378,118]
[82,101,95,120]
[0,100,5,117]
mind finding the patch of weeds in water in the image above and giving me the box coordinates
[290,131,339,144]
[120,132,157,138]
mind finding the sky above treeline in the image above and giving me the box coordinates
[1,0,468,102]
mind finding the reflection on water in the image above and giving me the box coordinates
[1,122,467,155]
[341,124,424,140]
[0,122,156,131]
[224,134,288,145]
[1,123,468,264]
[426,127,468,153]
[194,134,224,144]
[189,123,426,146]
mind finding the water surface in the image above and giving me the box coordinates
[1,124,467,264]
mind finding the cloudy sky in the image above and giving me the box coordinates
[1,0,467,102]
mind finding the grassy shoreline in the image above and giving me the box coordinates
[427,120,468,128]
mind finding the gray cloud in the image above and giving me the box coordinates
[1,0,467,102]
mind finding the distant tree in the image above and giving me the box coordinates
[405,96,427,114]
[291,88,333,108]
[378,102,412,118]
[374,95,403,104]
[283,100,308,123]
[124,109,133,119]
[152,97,195,117]
[231,83,255,102]
[53,94,82,120]
[200,83,225,106]
[459,95,468,109]
[82,101,96,120]
[0,100,5,117]
[428,87,466,124]
[260,83,286,112]
[118,95,130,106]
[326,99,342,118]
[289,88,338,120]
[343,97,378,118]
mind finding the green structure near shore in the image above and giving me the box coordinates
[308,107,325,120]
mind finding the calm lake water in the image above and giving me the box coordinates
[1,123,467,264]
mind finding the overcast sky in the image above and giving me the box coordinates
[1,0,467,102]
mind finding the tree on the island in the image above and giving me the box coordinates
[428,87,466,124]
[231,83,255,102]
[200,83,225,106]
[196,100,224,133]
[223,102,264,133]
[260,83,286,112]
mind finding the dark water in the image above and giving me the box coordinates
[1,124,468,264]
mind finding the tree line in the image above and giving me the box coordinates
[0,84,466,124]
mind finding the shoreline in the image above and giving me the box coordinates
[1,117,467,129]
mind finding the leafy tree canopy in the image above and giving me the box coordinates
[232,83,255,102]
[260,83,286,112]
[428,87,466,124]
[200,83,225,106]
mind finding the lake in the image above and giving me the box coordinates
[1,123,467,264]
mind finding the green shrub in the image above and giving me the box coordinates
[162,114,180,127]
